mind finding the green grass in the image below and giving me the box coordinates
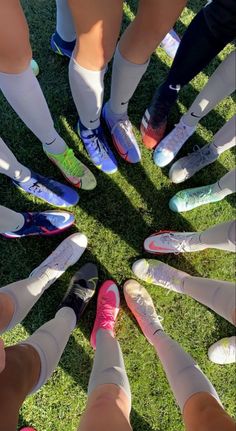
[0,1,235,430]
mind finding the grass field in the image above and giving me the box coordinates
[0,1,235,430]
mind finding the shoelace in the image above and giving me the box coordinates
[96,297,116,326]
[159,233,190,253]
[86,132,109,161]
[163,122,190,151]
[29,177,63,197]
[60,148,84,177]
[112,119,134,149]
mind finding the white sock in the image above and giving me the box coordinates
[200,220,236,252]
[69,57,106,129]
[212,169,236,198]
[22,307,76,393]
[210,116,236,155]
[56,0,76,42]
[109,45,149,116]
[151,331,221,412]
[0,64,66,154]
[0,206,25,234]
[0,274,53,333]
[0,137,31,182]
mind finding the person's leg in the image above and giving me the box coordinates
[169,116,236,183]
[0,205,25,234]
[143,220,236,254]
[55,0,75,42]
[0,137,30,181]
[132,259,236,325]
[153,52,236,167]
[78,280,132,430]
[182,50,236,127]
[67,0,121,174]
[51,0,76,59]
[141,2,236,148]
[0,1,96,189]
[169,168,236,213]
[124,280,235,431]
[0,265,97,431]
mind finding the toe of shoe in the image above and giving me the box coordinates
[169,196,183,212]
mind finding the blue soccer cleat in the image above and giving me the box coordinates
[50,32,75,58]
[2,211,75,238]
[13,170,79,207]
[77,120,118,174]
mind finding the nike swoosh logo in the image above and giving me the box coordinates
[90,118,99,124]
[107,284,120,308]
[169,84,181,91]
[88,277,98,290]
[121,100,129,105]
[190,112,201,118]
[148,241,171,252]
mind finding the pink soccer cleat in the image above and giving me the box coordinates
[90,280,120,349]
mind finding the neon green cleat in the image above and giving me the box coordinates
[44,147,97,190]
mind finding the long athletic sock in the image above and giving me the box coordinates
[109,46,149,116]
[212,169,236,197]
[22,307,76,393]
[182,51,236,127]
[150,330,221,412]
[182,276,236,325]
[88,330,131,408]
[209,116,236,156]
[69,58,106,129]
[0,137,30,181]
[158,7,235,107]
[0,206,24,234]
[200,220,236,252]
[56,0,76,42]
[0,64,66,154]
[0,273,58,333]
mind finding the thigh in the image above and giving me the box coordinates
[120,0,186,63]
[68,0,123,69]
[0,0,32,72]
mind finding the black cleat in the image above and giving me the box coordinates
[58,263,98,325]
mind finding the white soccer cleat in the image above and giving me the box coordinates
[208,336,236,365]
[30,233,88,288]
[124,279,163,344]
[132,258,188,292]
[144,230,203,254]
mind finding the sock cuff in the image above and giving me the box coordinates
[70,57,107,78]
[0,63,32,82]
[115,44,150,69]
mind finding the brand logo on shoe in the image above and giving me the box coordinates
[169,84,181,91]
[107,284,120,308]
[149,241,169,252]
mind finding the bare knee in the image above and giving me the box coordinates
[0,43,32,73]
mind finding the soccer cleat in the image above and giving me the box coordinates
[124,279,163,344]
[44,147,97,190]
[13,170,79,207]
[141,108,167,150]
[160,29,180,59]
[77,120,118,174]
[169,184,223,213]
[50,32,75,58]
[2,211,75,238]
[102,103,141,163]
[132,259,187,292]
[153,119,196,168]
[58,263,98,325]
[20,428,37,431]
[31,59,39,76]
[169,144,218,184]
[141,83,179,150]
[90,280,120,349]
[29,233,88,289]
[208,336,236,365]
[144,230,202,254]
